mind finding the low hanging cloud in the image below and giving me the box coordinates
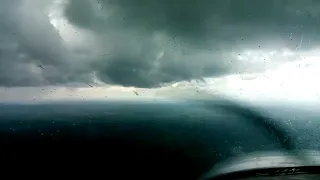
[1,0,320,88]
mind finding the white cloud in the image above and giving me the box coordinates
[202,49,320,103]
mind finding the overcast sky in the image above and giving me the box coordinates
[0,0,320,103]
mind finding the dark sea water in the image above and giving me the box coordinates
[0,100,319,178]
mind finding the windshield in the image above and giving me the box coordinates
[1,0,320,176]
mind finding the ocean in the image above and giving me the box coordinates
[0,100,319,178]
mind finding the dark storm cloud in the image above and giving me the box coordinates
[88,32,232,88]
[64,0,320,46]
[62,0,320,87]
[1,0,320,88]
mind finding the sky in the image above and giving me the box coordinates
[1,0,320,104]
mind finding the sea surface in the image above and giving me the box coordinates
[0,100,319,178]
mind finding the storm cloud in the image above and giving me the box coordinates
[1,0,320,88]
